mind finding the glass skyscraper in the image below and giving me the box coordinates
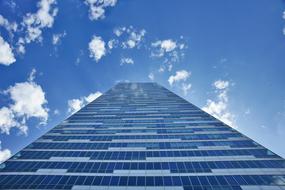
[0,82,285,190]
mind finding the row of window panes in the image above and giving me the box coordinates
[0,174,284,188]
[2,160,284,173]
[41,133,242,141]
[15,149,278,160]
[28,140,258,150]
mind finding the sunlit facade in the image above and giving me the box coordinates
[0,82,285,189]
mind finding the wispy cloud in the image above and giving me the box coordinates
[120,57,134,65]
[168,70,192,95]
[150,37,186,72]
[168,70,190,86]
[0,14,17,34]
[84,0,117,21]
[203,80,236,128]
[68,92,102,114]
[0,0,59,64]
[214,80,229,90]
[52,31,66,45]
[181,83,192,95]
[113,26,146,49]
[148,73,154,81]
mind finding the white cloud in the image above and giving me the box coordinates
[84,0,117,21]
[0,35,16,66]
[0,69,49,135]
[16,37,26,54]
[148,73,154,81]
[28,68,37,82]
[0,1,58,66]
[22,0,58,43]
[68,99,84,114]
[68,91,102,114]
[203,80,236,128]
[122,28,146,49]
[120,57,134,65]
[114,27,126,37]
[6,82,49,124]
[113,26,146,49]
[0,14,17,33]
[181,83,191,95]
[168,70,190,86]
[0,0,58,62]
[0,141,11,164]
[5,0,16,10]
[151,39,178,57]
[0,107,27,135]
[150,38,186,71]
[52,31,66,45]
[84,92,102,103]
[107,39,118,49]
[214,80,229,90]
[88,35,106,62]
[161,39,177,52]
[158,66,164,73]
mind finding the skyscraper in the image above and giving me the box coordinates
[0,82,285,190]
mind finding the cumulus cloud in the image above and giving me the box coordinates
[202,80,236,128]
[0,35,16,66]
[68,91,102,114]
[6,81,49,124]
[0,69,49,135]
[168,70,190,86]
[52,31,66,45]
[88,35,106,62]
[84,0,117,20]
[120,57,134,65]
[22,0,58,43]
[0,141,11,164]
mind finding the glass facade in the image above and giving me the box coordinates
[0,82,285,190]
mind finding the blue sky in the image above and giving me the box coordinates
[0,0,285,162]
